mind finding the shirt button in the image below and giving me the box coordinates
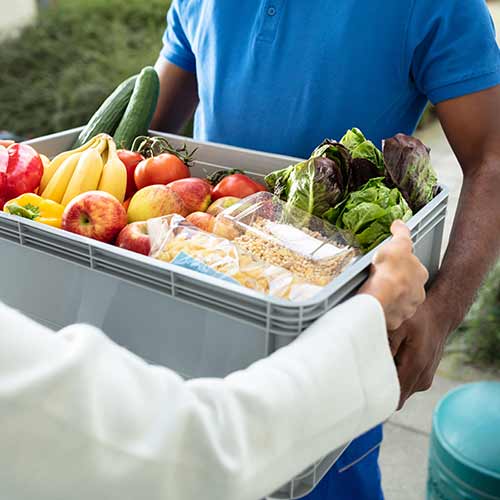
[267,6,276,16]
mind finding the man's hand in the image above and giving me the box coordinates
[359,221,429,331]
[389,303,445,409]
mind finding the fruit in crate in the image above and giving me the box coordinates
[117,150,144,199]
[206,196,240,216]
[41,135,128,205]
[116,222,151,255]
[127,184,188,223]
[186,212,215,232]
[40,135,101,192]
[62,191,127,243]
[168,177,212,214]
[97,137,128,202]
[0,143,44,209]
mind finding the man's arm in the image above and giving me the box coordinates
[392,85,500,407]
[150,56,199,134]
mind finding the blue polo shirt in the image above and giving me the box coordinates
[161,1,500,499]
[162,0,500,159]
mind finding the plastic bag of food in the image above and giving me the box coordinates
[147,214,326,301]
[214,192,357,286]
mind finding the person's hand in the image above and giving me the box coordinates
[0,140,14,148]
[359,220,429,330]
[389,300,446,409]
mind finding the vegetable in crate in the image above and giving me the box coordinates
[132,137,194,189]
[339,128,385,189]
[264,155,345,217]
[134,154,190,190]
[4,193,64,228]
[325,178,412,252]
[209,169,267,201]
[383,133,438,212]
[73,75,138,148]
[113,67,160,150]
[0,143,43,210]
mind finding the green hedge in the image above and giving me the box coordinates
[455,261,500,368]
[0,0,170,139]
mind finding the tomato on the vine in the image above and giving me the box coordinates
[134,153,190,190]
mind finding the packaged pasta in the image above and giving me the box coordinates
[147,214,325,301]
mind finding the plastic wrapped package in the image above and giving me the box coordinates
[214,192,358,286]
[147,214,327,301]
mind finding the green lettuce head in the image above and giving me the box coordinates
[265,150,348,217]
[324,177,412,252]
[340,128,385,190]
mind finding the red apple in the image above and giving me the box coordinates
[168,177,212,215]
[62,191,127,243]
[127,184,188,223]
[117,150,144,199]
[116,222,151,255]
[186,211,216,232]
[206,196,240,216]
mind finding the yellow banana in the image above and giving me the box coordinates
[40,135,100,192]
[41,152,82,203]
[61,148,104,205]
[40,137,98,192]
[97,138,127,202]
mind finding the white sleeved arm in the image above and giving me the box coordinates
[0,295,399,500]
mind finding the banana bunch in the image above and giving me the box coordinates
[41,134,127,205]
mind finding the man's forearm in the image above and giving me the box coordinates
[428,158,500,334]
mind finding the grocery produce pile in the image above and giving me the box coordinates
[0,69,439,301]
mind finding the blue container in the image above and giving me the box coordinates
[427,382,500,499]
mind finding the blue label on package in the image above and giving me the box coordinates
[171,251,240,286]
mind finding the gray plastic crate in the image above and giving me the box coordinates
[0,128,448,499]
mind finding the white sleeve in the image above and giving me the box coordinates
[0,295,399,500]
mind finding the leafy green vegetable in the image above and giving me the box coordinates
[265,156,345,217]
[340,128,384,171]
[340,128,385,191]
[383,133,438,212]
[324,178,412,252]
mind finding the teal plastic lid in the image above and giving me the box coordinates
[432,382,500,497]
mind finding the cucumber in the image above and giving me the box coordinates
[73,74,138,148]
[113,66,160,150]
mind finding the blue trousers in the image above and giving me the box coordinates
[302,426,384,500]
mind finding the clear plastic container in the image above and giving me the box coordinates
[214,192,358,287]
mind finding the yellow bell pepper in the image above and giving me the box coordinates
[4,193,64,228]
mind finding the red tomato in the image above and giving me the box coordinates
[212,174,267,201]
[2,144,43,200]
[117,150,145,199]
[134,154,190,190]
